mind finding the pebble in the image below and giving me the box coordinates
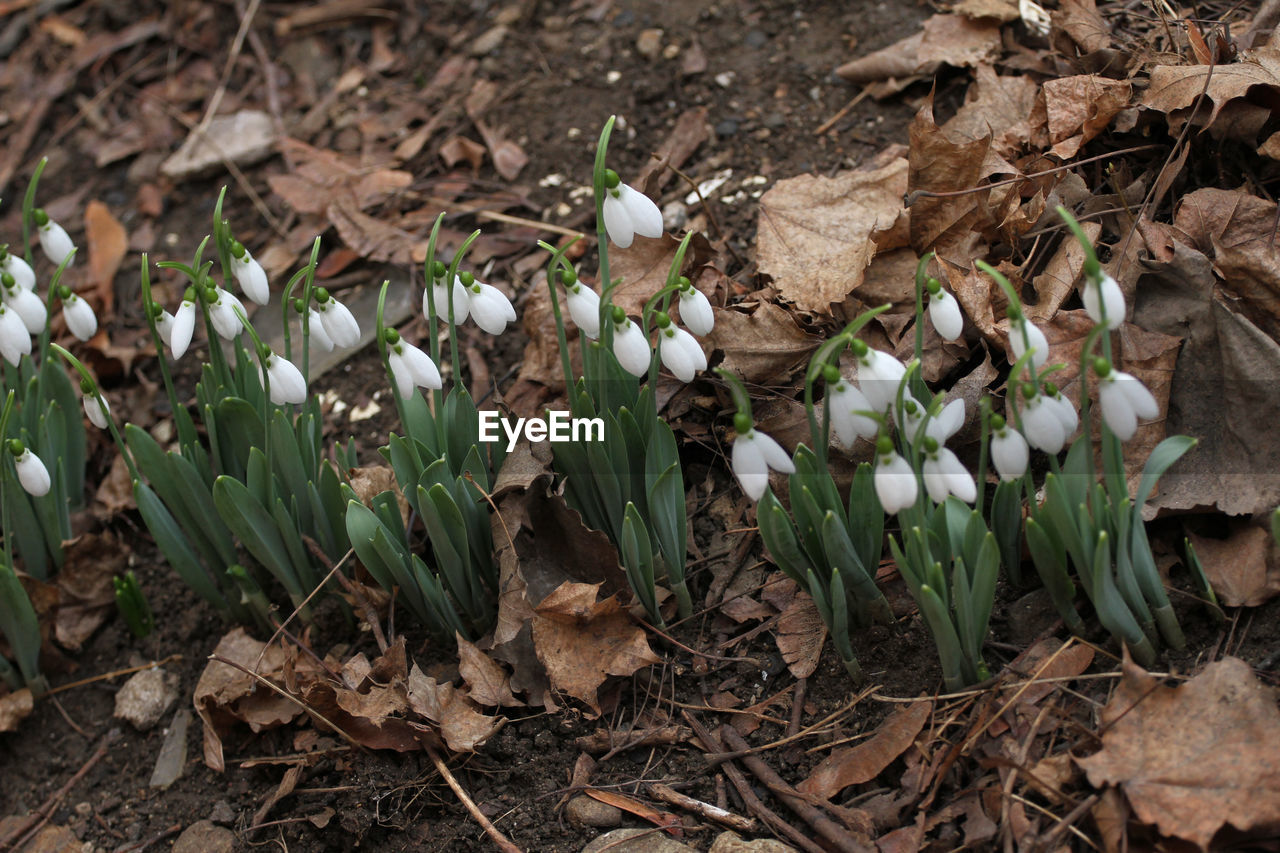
[636,28,664,59]
[172,820,235,853]
[662,201,688,231]
[564,795,623,828]
[710,831,799,852]
[160,110,276,181]
[744,29,768,47]
[471,25,509,55]
[113,667,179,731]
[582,828,697,853]
[715,119,739,138]
[209,800,236,825]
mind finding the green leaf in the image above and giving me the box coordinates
[135,481,227,609]
[1024,517,1082,633]
[1134,435,1197,511]
[212,396,263,479]
[821,510,891,626]
[757,491,813,585]
[0,564,42,687]
[213,475,302,599]
[846,463,883,575]
[621,502,660,624]
[989,480,1024,586]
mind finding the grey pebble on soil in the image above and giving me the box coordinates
[112,667,179,732]
[581,829,799,853]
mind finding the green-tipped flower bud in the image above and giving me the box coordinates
[459,271,475,288]
[654,311,671,328]
[733,412,752,435]
[990,413,1007,431]
[560,267,577,287]
[183,286,197,302]
[875,434,894,456]
[611,305,626,324]
[822,363,841,384]
[383,328,401,346]
[57,284,71,299]
[603,169,621,190]
[32,209,49,227]
[432,260,447,280]
[1093,356,1112,377]
[1022,380,1039,401]
[850,338,868,357]
[80,377,94,395]
[925,277,942,295]
[7,438,24,455]
[314,286,330,303]
[203,285,218,303]
[1042,381,1060,397]
[230,240,246,259]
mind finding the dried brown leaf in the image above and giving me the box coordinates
[798,700,933,799]
[774,590,825,678]
[757,158,908,314]
[708,300,821,385]
[457,634,523,708]
[406,665,502,752]
[1042,75,1131,158]
[1053,0,1111,52]
[1077,656,1280,850]
[84,201,126,319]
[943,65,1040,159]
[1144,49,1280,130]
[1186,525,1280,607]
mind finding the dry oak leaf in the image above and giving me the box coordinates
[1144,48,1280,129]
[798,699,933,799]
[756,157,908,314]
[1077,656,1280,850]
[943,65,1040,160]
[457,634,524,708]
[84,200,126,319]
[531,582,660,713]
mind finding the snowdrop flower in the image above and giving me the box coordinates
[262,350,307,405]
[3,273,46,333]
[731,414,795,501]
[230,241,270,305]
[656,315,706,383]
[170,293,196,359]
[601,170,663,249]
[306,308,334,352]
[989,414,1028,481]
[908,397,965,445]
[1096,359,1158,441]
[827,375,877,448]
[385,330,442,399]
[611,310,651,378]
[1042,382,1078,439]
[1019,385,1066,454]
[1084,273,1125,331]
[426,269,470,324]
[926,278,963,342]
[461,273,517,336]
[81,381,110,430]
[678,278,714,337]
[874,436,917,514]
[153,306,175,348]
[11,443,50,497]
[33,209,74,267]
[315,288,360,348]
[0,249,35,291]
[208,288,243,340]
[1008,312,1048,369]
[0,305,31,365]
[852,340,907,416]
[565,280,601,340]
[922,438,976,504]
[61,291,97,341]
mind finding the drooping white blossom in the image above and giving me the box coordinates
[1010,318,1049,369]
[388,339,443,399]
[1098,368,1159,441]
[4,282,46,334]
[264,352,307,405]
[170,299,196,359]
[1084,273,1125,331]
[1021,394,1066,455]
[828,380,877,448]
[426,275,470,324]
[208,289,243,340]
[14,448,51,496]
[612,317,651,377]
[922,444,976,504]
[602,182,663,249]
[731,428,795,501]
[231,248,270,305]
[856,346,907,416]
[565,284,601,340]
[0,253,35,291]
[318,293,360,348]
[657,324,706,383]
[62,293,97,341]
[36,215,75,267]
[874,445,918,515]
[990,418,1029,481]
[83,392,110,430]
[679,286,715,336]
[467,280,517,335]
[928,286,964,341]
[0,305,32,366]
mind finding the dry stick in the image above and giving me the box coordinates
[814,86,873,136]
[787,677,807,738]
[718,725,875,853]
[476,209,585,239]
[426,745,524,853]
[0,729,118,851]
[703,683,880,764]
[44,654,183,697]
[681,711,828,853]
[112,822,183,853]
[647,782,758,833]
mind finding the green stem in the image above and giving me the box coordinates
[593,116,618,352]
[538,240,577,409]
[49,344,140,481]
[20,159,47,266]
[912,252,934,363]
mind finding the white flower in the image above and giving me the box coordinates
[856,347,907,415]
[37,218,75,266]
[657,324,706,383]
[208,289,243,340]
[4,283,46,334]
[566,284,601,339]
[170,299,196,359]
[1009,318,1048,369]
[62,293,97,341]
[155,309,175,348]
[426,275,470,324]
[923,445,976,504]
[467,281,517,335]
[731,428,795,501]
[874,448,918,514]
[388,339,442,398]
[0,305,31,366]
[828,381,877,448]
[231,250,270,305]
[264,352,307,405]
[1044,390,1078,438]
[318,294,360,348]
[1019,0,1051,34]
[602,183,663,249]
[990,423,1029,481]
[1084,273,1125,331]
[1021,395,1066,454]
[83,392,110,430]
[1099,369,1159,441]
[1,253,35,290]
[612,317,651,377]
[14,448,50,496]
[679,287,715,336]
[925,398,965,445]
[306,308,334,352]
[928,288,964,341]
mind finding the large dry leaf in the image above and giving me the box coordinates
[774,590,825,678]
[406,665,502,752]
[798,700,933,799]
[1042,75,1131,158]
[1077,656,1280,850]
[531,583,660,713]
[194,628,295,771]
[1186,525,1280,607]
[1053,0,1111,53]
[50,531,123,651]
[457,634,523,708]
[757,158,908,314]
[943,65,1040,159]
[1144,48,1280,130]
[84,200,126,318]
[708,300,821,384]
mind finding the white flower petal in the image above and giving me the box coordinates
[320,297,361,348]
[307,308,334,352]
[1010,319,1048,368]
[232,252,270,305]
[15,449,50,496]
[266,353,307,405]
[1,254,35,291]
[875,452,917,514]
[679,288,715,336]
[858,348,907,415]
[388,350,415,399]
[618,184,664,240]
[732,434,769,501]
[209,291,242,340]
[170,300,196,359]
[426,276,470,324]
[566,285,601,339]
[155,310,175,348]
[1084,274,1125,330]
[0,306,30,366]
[469,282,516,335]
[929,290,964,341]
[612,319,651,377]
[38,220,75,266]
[401,340,442,391]
[63,294,97,341]
[991,428,1029,481]
[1114,370,1159,420]
[926,398,965,445]
[83,393,110,430]
[1022,396,1065,454]
[753,430,795,474]
[6,285,46,334]
[829,383,877,448]
[938,448,976,503]
[1046,393,1078,437]
[602,193,634,249]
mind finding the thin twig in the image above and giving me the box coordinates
[426,745,524,853]
[0,729,118,851]
[45,654,183,697]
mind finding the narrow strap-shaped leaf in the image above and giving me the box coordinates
[757,491,813,585]
[1024,517,1083,633]
[846,463,883,576]
[135,480,228,609]
[213,475,302,598]
[621,502,660,624]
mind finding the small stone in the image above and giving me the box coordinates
[150,708,191,789]
[113,667,179,731]
[714,71,736,88]
[582,828,697,853]
[662,43,680,60]
[160,110,276,181]
[662,201,688,231]
[173,820,235,853]
[744,29,768,48]
[710,830,799,852]
[715,119,739,138]
[471,25,509,55]
[636,28,664,59]
[565,795,623,828]
[209,800,235,825]
[73,802,92,817]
